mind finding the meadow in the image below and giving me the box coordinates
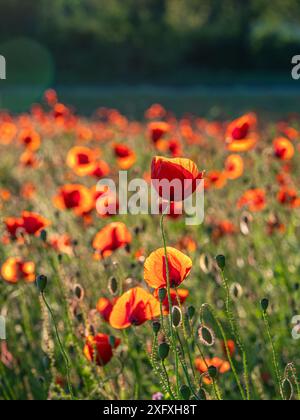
[0,91,299,401]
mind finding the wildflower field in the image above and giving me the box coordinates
[0,91,299,401]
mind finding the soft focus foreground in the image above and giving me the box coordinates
[0,93,299,401]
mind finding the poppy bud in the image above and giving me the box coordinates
[152,321,161,335]
[198,388,207,401]
[158,288,167,303]
[261,298,269,313]
[109,335,116,348]
[158,342,169,361]
[40,229,47,242]
[216,255,226,271]
[187,306,195,320]
[36,275,48,293]
[108,277,118,295]
[180,385,191,400]
[198,325,215,347]
[208,365,218,380]
[172,306,182,328]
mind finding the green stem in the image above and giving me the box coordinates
[220,269,250,400]
[41,292,74,400]
[262,310,284,400]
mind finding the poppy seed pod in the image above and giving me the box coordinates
[109,335,116,348]
[208,365,218,380]
[158,342,169,361]
[36,275,48,293]
[108,277,118,296]
[198,325,216,347]
[172,306,182,328]
[40,229,47,243]
[74,284,84,301]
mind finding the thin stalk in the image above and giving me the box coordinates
[41,292,74,400]
[262,310,284,400]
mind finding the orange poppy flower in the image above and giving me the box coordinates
[109,287,161,329]
[154,288,189,311]
[0,121,17,145]
[91,160,111,179]
[145,104,166,120]
[1,257,35,284]
[266,215,286,235]
[148,122,170,144]
[195,357,231,384]
[83,333,120,366]
[226,113,258,152]
[113,144,136,170]
[177,236,197,253]
[168,139,182,157]
[18,128,41,151]
[19,151,38,168]
[211,220,236,242]
[237,189,266,212]
[151,156,203,202]
[205,171,227,190]
[44,89,58,106]
[66,146,99,177]
[49,234,74,256]
[96,297,114,322]
[273,137,295,161]
[222,340,236,358]
[225,155,244,180]
[144,247,192,289]
[54,184,94,215]
[92,222,132,258]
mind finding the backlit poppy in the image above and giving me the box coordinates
[195,357,231,384]
[1,257,35,284]
[225,155,244,180]
[144,247,192,289]
[273,137,295,161]
[83,333,120,366]
[93,222,132,258]
[96,297,114,322]
[113,144,136,170]
[151,156,203,202]
[66,146,99,177]
[226,113,258,152]
[18,128,41,151]
[237,189,266,212]
[54,184,94,215]
[109,287,161,329]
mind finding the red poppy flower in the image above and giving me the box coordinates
[237,189,266,212]
[54,184,94,215]
[205,171,227,190]
[18,128,41,151]
[66,146,99,177]
[113,144,136,170]
[1,257,35,284]
[195,357,230,384]
[225,155,244,180]
[21,211,50,235]
[151,156,203,202]
[148,122,170,144]
[226,113,258,152]
[277,187,300,208]
[93,222,132,258]
[96,297,114,322]
[144,247,192,289]
[273,137,295,161]
[109,287,161,329]
[83,333,120,366]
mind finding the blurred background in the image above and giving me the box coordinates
[0,0,300,116]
